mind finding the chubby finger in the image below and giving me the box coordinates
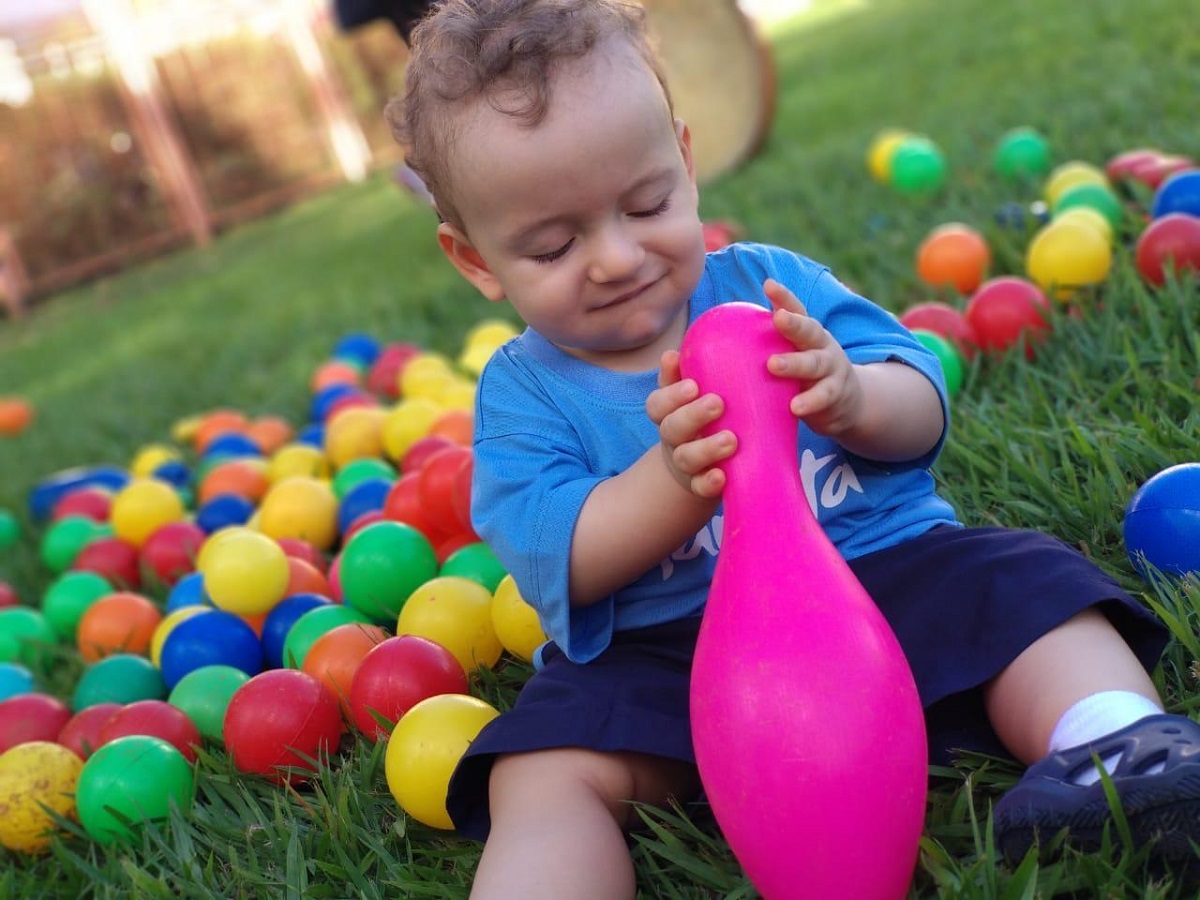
[768,348,828,381]
[646,376,699,425]
[657,392,724,445]
[764,278,808,316]
[672,429,737,476]
[690,467,727,499]
[658,350,682,389]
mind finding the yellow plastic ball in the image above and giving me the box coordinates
[400,354,456,401]
[130,444,182,479]
[109,478,187,548]
[199,529,289,615]
[490,575,547,663]
[151,606,211,667]
[382,399,443,462]
[257,476,339,551]
[464,319,520,351]
[384,694,499,829]
[396,576,503,673]
[458,343,497,377]
[866,129,912,184]
[1026,219,1112,301]
[436,378,478,412]
[170,414,203,445]
[1042,160,1109,207]
[324,406,387,470]
[267,443,331,483]
[1051,206,1113,245]
[0,741,83,853]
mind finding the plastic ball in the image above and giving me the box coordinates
[489,575,548,663]
[992,126,1051,181]
[258,477,339,551]
[0,397,34,436]
[57,703,121,759]
[0,508,19,549]
[888,136,947,195]
[1124,464,1200,577]
[349,635,467,741]
[192,409,251,454]
[138,520,206,587]
[267,443,330,483]
[165,571,212,613]
[323,406,386,470]
[400,354,455,401]
[1134,213,1200,287]
[332,458,397,500]
[73,654,166,710]
[149,607,209,668]
[167,665,250,742]
[0,741,83,852]
[865,128,912,184]
[109,479,186,549]
[1052,182,1124,231]
[339,521,439,622]
[199,528,289,616]
[96,699,202,763]
[72,536,142,590]
[0,581,18,608]
[1043,161,1109,206]
[909,330,963,398]
[301,623,389,714]
[0,662,34,701]
[914,223,991,295]
[246,416,294,455]
[76,591,163,663]
[1025,219,1112,300]
[195,493,256,534]
[159,610,264,690]
[39,515,111,573]
[333,332,382,368]
[440,543,507,593]
[281,603,372,670]
[384,693,500,829]
[283,556,331,598]
[0,693,73,753]
[50,487,112,522]
[1106,148,1162,182]
[29,466,129,521]
[897,301,978,359]
[223,669,344,784]
[337,478,394,536]
[382,399,443,462]
[41,570,112,641]
[202,432,264,462]
[1151,170,1200,219]
[1052,206,1114,245]
[75,735,194,844]
[396,576,502,673]
[429,409,475,447]
[260,594,330,669]
[0,607,56,668]
[964,277,1051,359]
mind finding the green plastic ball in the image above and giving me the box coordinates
[912,330,965,398]
[76,735,195,844]
[41,571,113,641]
[1052,182,1124,231]
[338,522,438,622]
[0,509,20,550]
[439,543,508,593]
[332,458,396,500]
[0,607,57,667]
[39,516,112,573]
[993,127,1051,180]
[167,664,250,741]
[282,604,373,669]
[72,654,167,710]
[889,137,947,195]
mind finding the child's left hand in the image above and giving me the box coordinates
[763,278,865,439]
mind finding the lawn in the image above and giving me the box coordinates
[2,0,1200,896]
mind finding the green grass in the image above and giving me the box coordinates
[2,0,1200,895]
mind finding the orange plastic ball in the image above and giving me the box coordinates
[284,556,331,598]
[0,397,35,436]
[302,623,389,713]
[310,360,362,393]
[429,409,475,447]
[915,223,991,295]
[193,409,251,454]
[76,592,163,663]
[246,416,295,455]
[197,459,270,506]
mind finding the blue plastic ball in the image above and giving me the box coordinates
[260,593,331,669]
[1151,171,1200,220]
[1124,463,1200,577]
[309,384,360,423]
[332,333,382,368]
[337,478,393,535]
[151,460,192,490]
[165,571,213,613]
[202,433,264,460]
[0,662,35,700]
[296,423,325,448]
[195,493,256,534]
[159,610,264,689]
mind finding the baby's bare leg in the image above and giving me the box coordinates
[984,607,1160,763]
[470,747,699,900]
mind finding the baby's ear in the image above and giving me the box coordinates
[675,118,697,185]
[437,223,505,302]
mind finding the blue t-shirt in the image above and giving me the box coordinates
[471,243,961,663]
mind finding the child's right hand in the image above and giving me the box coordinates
[647,350,737,499]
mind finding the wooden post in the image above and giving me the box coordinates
[282,0,373,183]
[0,227,30,318]
[82,0,213,247]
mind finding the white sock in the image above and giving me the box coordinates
[1048,691,1164,786]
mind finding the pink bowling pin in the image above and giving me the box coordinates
[679,303,927,900]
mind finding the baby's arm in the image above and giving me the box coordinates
[566,355,734,607]
[764,279,944,462]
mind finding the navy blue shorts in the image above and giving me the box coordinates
[446,526,1168,840]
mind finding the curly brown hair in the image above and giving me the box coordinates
[386,0,674,231]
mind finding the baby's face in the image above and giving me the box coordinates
[440,39,707,371]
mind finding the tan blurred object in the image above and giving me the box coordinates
[643,0,776,184]
[0,228,30,319]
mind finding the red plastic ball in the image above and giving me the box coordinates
[383,472,445,542]
[1134,214,1200,287]
[419,446,473,536]
[349,635,468,741]
[223,669,345,784]
[451,454,473,533]
[51,487,113,523]
[73,536,142,589]
[897,301,979,360]
[276,537,328,574]
[344,510,386,543]
[964,277,1051,359]
[0,581,18,608]
[140,520,206,587]
[57,702,122,759]
[400,435,456,475]
[366,343,422,400]
[1105,148,1162,183]
[0,693,73,753]
[96,699,203,763]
